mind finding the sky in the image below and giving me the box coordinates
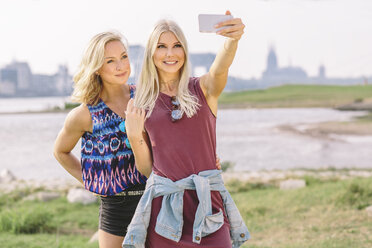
[0,0,371,80]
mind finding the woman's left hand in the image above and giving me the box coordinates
[125,98,146,140]
[215,10,245,41]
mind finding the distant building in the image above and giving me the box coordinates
[128,45,145,80]
[0,61,72,97]
[0,68,17,95]
[32,74,56,96]
[55,65,71,95]
[262,47,308,83]
[189,53,215,76]
[318,65,326,79]
[5,61,32,91]
[241,46,370,90]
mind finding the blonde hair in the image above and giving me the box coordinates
[71,31,127,105]
[134,20,200,118]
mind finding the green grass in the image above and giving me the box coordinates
[0,233,98,248]
[1,177,371,247]
[219,84,372,108]
[0,194,99,248]
[230,177,372,248]
[0,207,55,234]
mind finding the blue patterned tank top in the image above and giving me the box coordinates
[81,85,147,196]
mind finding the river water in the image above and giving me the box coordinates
[0,97,371,180]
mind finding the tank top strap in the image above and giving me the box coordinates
[86,99,104,113]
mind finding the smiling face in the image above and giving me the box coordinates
[97,40,131,86]
[153,31,185,79]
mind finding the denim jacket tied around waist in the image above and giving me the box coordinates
[122,169,250,248]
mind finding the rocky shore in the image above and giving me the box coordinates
[336,101,372,111]
[222,169,372,184]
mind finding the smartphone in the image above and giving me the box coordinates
[198,14,233,33]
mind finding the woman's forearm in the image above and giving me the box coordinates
[54,151,83,184]
[210,38,239,77]
[128,133,153,178]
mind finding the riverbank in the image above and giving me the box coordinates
[219,84,372,109]
[275,111,372,141]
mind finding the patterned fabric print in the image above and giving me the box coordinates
[81,85,147,196]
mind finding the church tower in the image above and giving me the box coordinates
[266,46,278,72]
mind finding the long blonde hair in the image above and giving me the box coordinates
[134,20,199,117]
[71,31,127,105]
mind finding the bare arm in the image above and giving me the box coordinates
[200,10,245,115]
[125,99,153,177]
[53,104,92,184]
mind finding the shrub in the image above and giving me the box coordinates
[226,179,275,193]
[0,208,56,234]
[221,161,234,172]
[337,183,372,210]
[64,102,79,110]
[303,175,339,186]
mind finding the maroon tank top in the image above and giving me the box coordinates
[144,77,231,248]
[145,77,217,179]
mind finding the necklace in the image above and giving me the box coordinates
[158,95,173,112]
[160,79,179,87]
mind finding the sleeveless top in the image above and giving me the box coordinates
[145,77,217,179]
[144,77,231,247]
[81,84,147,196]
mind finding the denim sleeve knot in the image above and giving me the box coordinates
[122,169,250,248]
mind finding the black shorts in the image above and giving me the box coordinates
[99,184,145,237]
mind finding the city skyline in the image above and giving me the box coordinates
[0,0,371,80]
[2,44,369,97]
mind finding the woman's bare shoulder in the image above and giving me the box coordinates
[64,103,92,132]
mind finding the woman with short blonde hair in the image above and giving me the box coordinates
[71,32,127,105]
[54,31,148,248]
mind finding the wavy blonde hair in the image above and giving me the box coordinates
[71,31,127,105]
[134,20,200,118]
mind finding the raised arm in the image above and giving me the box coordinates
[53,104,92,184]
[200,10,245,115]
[125,99,153,177]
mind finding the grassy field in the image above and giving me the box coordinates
[219,84,372,108]
[231,177,372,248]
[0,176,371,247]
[0,194,99,248]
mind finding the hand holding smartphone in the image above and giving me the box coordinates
[198,14,233,33]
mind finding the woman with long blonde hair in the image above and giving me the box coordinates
[124,11,249,247]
